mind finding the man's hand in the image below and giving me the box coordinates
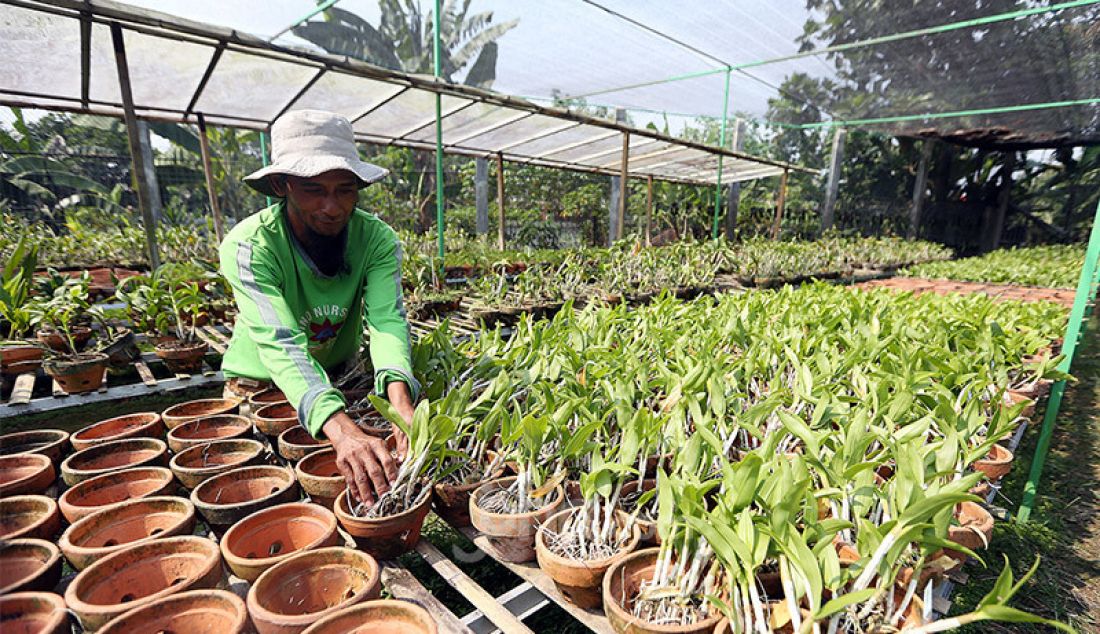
[386,381,416,460]
[323,411,397,508]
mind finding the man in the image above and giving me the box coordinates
[219,109,419,507]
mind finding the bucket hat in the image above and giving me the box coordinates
[243,109,388,196]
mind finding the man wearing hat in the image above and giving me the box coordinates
[219,109,417,506]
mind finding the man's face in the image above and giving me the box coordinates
[278,170,360,239]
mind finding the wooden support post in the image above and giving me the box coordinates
[908,139,934,239]
[821,128,846,233]
[495,152,505,250]
[990,152,1015,251]
[196,113,225,243]
[616,132,629,241]
[111,23,160,269]
[474,157,488,236]
[771,168,789,240]
[645,175,654,247]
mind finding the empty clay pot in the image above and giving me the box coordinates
[0,454,56,497]
[58,496,197,571]
[301,599,438,634]
[295,448,344,509]
[162,398,239,430]
[469,476,565,563]
[0,495,60,541]
[535,508,641,609]
[248,388,287,412]
[253,402,298,437]
[247,547,382,634]
[70,413,164,451]
[0,429,70,465]
[166,415,252,453]
[946,501,994,561]
[973,443,1014,482]
[334,487,432,560]
[169,438,266,490]
[0,344,44,376]
[221,502,340,582]
[0,592,70,634]
[65,536,224,632]
[191,465,300,530]
[58,467,177,524]
[0,539,63,595]
[60,438,168,487]
[98,589,250,634]
[603,547,723,634]
[277,426,330,462]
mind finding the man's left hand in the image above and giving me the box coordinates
[386,381,415,460]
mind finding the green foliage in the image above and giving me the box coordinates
[902,245,1087,289]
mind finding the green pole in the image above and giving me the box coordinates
[433,0,445,261]
[1017,197,1100,522]
[711,68,731,240]
[260,131,272,208]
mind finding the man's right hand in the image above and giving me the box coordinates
[322,411,398,508]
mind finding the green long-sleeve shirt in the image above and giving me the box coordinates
[218,202,419,436]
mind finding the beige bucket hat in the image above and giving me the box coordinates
[244,109,388,196]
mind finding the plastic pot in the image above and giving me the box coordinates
[295,448,344,509]
[60,438,168,487]
[71,413,163,451]
[301,599,438,634]
[166,414,252,453]
[334,487,432,560]
[191,465,300,530]
[0,453,56,497]
[0,539,63,595]
[603,547,723,634]
[220,502,339,582]
[0,592,70,634]
[169,438,266,490]
[0,429,70,465]
[65,536,224,632]
[247,547,382,634]
[0,495,60,541]
[277,426,330,462]
[253,402,298,437]
[972,443,1014,482]
[162,398,240,430]
[58,496,197,571]
[98,589,250,634]
[59,466,177,524]
[43,353,109,393]
[469,476,565,563]
[154,339,209,374]
[535,508,641,609]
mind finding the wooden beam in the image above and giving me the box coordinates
[474,157,488,235]
[771,168,789,240]
[908,139,934,239]
[821,128,846,232]
[110,22,160,269]
[196,113,225,243]
[990,152,1015,251]
[616,131,629,241]
[495,152,505,250]
[645,174,653,247]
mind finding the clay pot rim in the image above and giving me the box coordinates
[0,429,71,456]
[471,476,564,521]
[602,547,724,633]
[220,502,338,569]
[61,438,167,476]
[278,425,327,447]
[70,413,161,448]
[96,589,247,634]
[162,399,240,427]
[334,485,432,525]
[536,507,642,569]
[168,415,252,440]
[169,438,265,475]
[58,467,175,516]
[59,496,195,556]
[0,453,53,489]
[976,443,1013,465]
[0,591,69,626]
[0,495,58,540]
[300,599,436,634]
[254,401,297,421]
[247,546,381,624]
[247,388,287,405]
[190,465,296,510]
[0,539,62,595]
[295,447,341,480]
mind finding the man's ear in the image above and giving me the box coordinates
[269,175,288,197]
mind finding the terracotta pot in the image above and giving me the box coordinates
[0,539,63,595]
[154,340,209,374]
[301,599,438,634]
[277,426,330,462]
[64,535,222,630]
[0,495,60,541]
[71,412,164,451]
[191,465,300,530]
[603,548,723,634]
[253,402,298,437]
[58,496,197,571]
[296,448,344,509]
[946,501,994,561]
[60,438,168,487]
[98,589,249,634]
[166,415,252,453]
[170,438,266,490]
[469,476,565,563]
[973,443,1014,482]
[162,398,239,430]
[59,467,177,524]
[0,345,44,376]
[0,592,70,634]
[0,454,56,497]
[37,326,92,352]
[0,429,69,465]
[535,508,641,609]
[43,353,109,393]
[619,478,659,546]
[334,487,432,559]
[431,467,505,528]
[1003,390,1036,419]
[221,502,340,582]
[249,388,288,411]
[247,547,382,634]
[101,328,140,368]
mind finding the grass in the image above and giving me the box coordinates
[953,310,1100,632]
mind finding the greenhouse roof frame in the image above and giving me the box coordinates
[0,0,812,185]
